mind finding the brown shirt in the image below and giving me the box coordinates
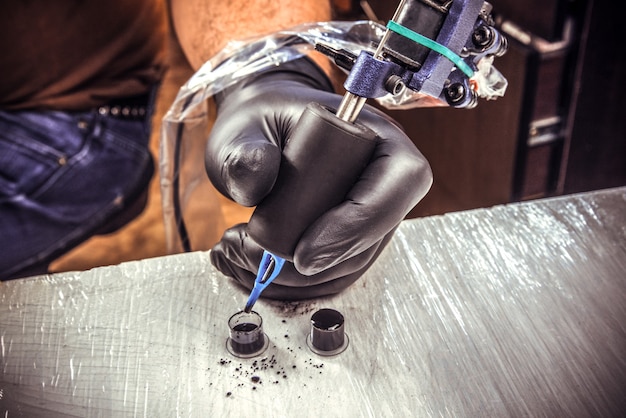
[0,0,168,111]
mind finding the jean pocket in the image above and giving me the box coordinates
[1,109,152,223]
[0,138,68,200]
[0,111,92,196]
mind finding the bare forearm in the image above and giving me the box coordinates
[170,0,331,70]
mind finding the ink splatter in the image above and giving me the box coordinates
[217,306,331,397]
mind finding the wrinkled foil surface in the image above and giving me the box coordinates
[1,188,625,416]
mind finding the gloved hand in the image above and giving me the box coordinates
[206,57,432,300]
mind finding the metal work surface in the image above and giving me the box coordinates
[1,188,625,417]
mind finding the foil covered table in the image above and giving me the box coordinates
[1,187,625,417]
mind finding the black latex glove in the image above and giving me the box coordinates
[206,58,432,300]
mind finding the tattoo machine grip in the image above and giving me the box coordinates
[246,102,377,261]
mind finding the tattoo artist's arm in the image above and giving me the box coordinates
[170,0,332,70]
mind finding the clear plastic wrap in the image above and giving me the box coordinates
[1,188,625,416]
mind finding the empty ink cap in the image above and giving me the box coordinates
[226,310,269,358]
[306,308,349,356]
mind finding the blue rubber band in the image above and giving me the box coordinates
[386,20,474,78]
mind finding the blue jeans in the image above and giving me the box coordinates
[0,96,156,280]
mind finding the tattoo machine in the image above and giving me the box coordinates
[244,0,508,312]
